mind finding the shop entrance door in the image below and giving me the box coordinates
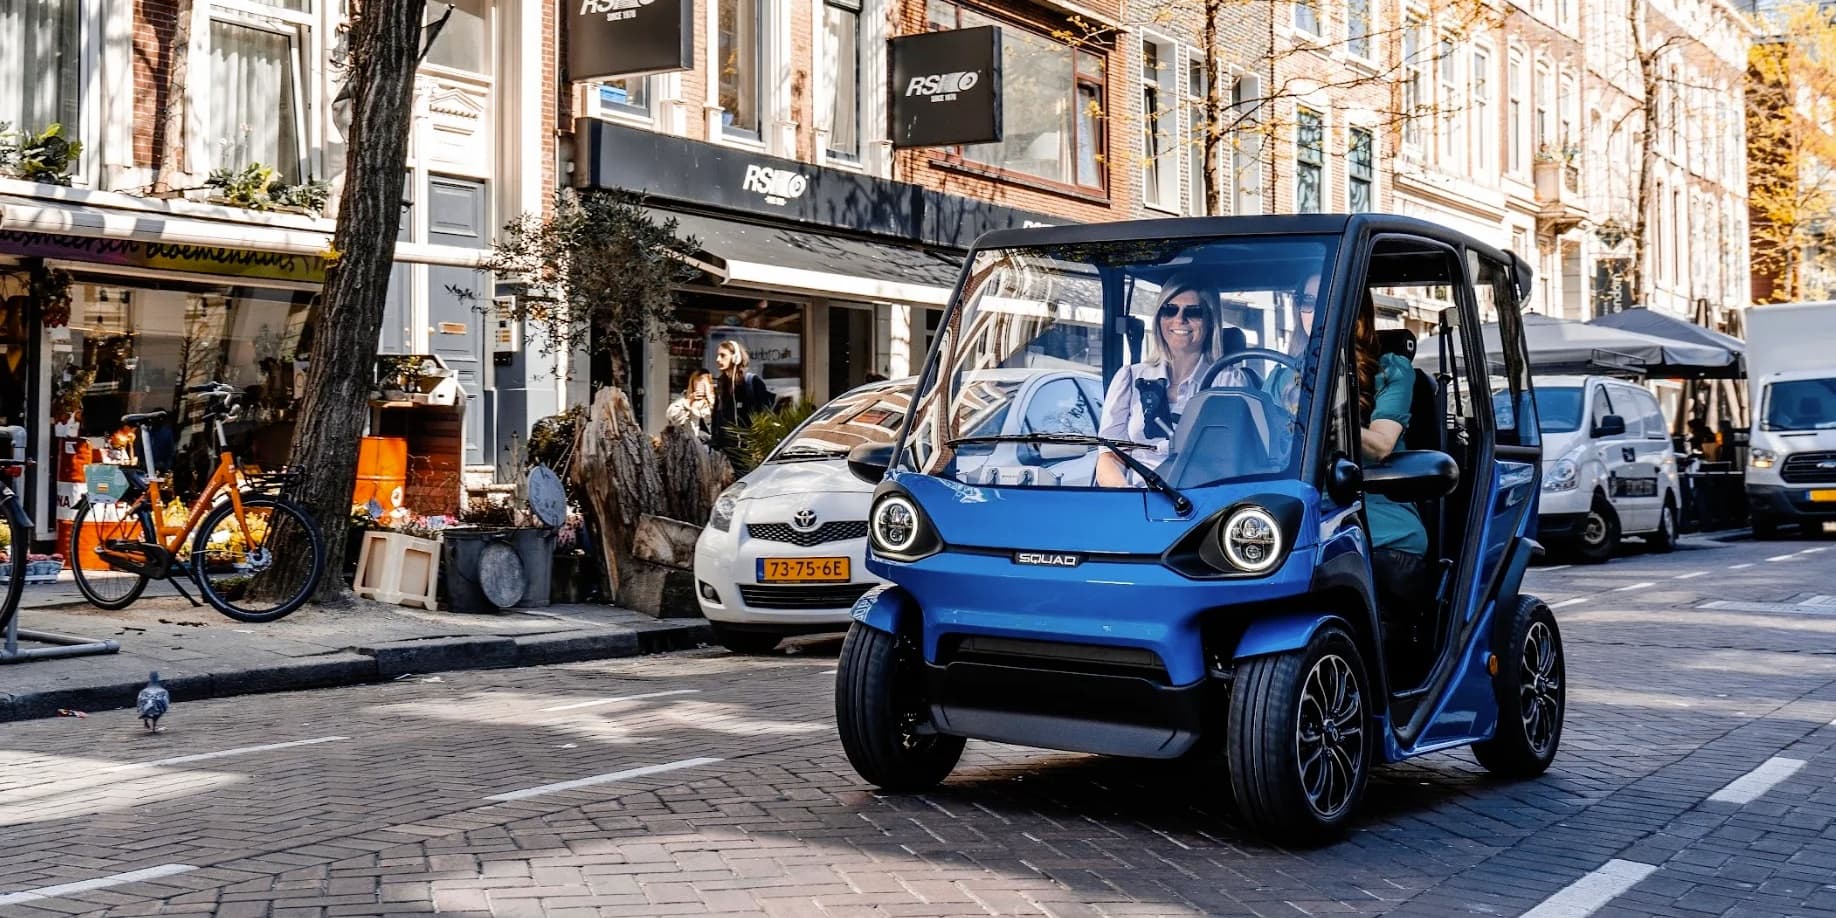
[426,176,490,466]
[828,303,876,399]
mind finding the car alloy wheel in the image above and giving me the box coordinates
[1518,621,1562,759]
[1295,653,1364,821]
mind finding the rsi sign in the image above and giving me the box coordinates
[905,70,980,101]
[579,0,654,16]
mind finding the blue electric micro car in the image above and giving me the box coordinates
[835,215,1563,845]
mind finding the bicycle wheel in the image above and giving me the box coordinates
[69,498,154,610]
[0,496,29,635]
[192,494,324,623]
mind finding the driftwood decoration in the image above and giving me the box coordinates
[656,423,734,527]
[568,386,664,598]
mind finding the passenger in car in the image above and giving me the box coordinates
[1355,290,1431,637]
[1095,278,1245,486]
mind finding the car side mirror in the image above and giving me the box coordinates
[1363,450,1459,502]
[1594,414,1627,438]
[847,441,893,484]
[1327,455,1362,505]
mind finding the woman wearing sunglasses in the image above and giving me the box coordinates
[1095,278,1245,487]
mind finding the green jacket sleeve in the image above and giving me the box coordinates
[1371,353,1414,428]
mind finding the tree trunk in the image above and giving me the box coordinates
[1202,0,1221,216]
[656,424,734,526]
[154,0,194,191]
[1628,0,1654,307]
[280,0,428,602]
[569,386,665,598]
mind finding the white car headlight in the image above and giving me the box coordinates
[870,495,921,553]
[1218,505,1282,573]
[1751,448,1778,470]
[708,483,746,531]
[1543,458,1578,492]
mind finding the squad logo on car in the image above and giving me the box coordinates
[741,165,809,206]
[578,0,654,21]
[905,71,981,103]
[1013,551,1083,568]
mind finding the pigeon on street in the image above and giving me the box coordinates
[137,672,169,733]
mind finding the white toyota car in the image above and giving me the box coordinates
[694,368,1105,652]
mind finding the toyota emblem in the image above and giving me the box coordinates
[792,508,819,531]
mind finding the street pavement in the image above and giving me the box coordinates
[3,533,1836,917]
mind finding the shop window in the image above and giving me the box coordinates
[667,293,804,409]
[206,3,311,181]
[0,0,81,134]
[1348,126,1373,212]
[928,1,1106,192]
[717,0,764,139]
[1295,107,1322,214]
[819,0,861,161]
[424,0,489,75]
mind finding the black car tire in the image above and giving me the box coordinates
[1227,624,1372,847]
[1472,594,1565,778]
[1647,498,1679,553]
[1572,496,1620,564]
[835,622,964,792]
[710,622,783,654]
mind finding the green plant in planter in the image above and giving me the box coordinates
[734,400,816,470]
[205,163,333,215]
[0,123,83,186]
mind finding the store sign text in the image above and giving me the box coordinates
[904,70,981,102]
[741,165,809,206]
[0,230,327,283]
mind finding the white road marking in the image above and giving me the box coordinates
[1767,554,1799,562]
[1674,571,1708,580]
[0,864,199,906]
[1730,563,1755,570]
[485,757,722,802]
[1551,598,1587,609]
[1708,757,1806,805]
[1518,859,1658,918]
[104,736,348,772]
[540,689,701,712]
[1701,600,1836,615]
[1540,564,1572,572]
[1801,547,1829,555]
[1613,582,1655,592]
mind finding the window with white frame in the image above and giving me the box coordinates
[1471,48,1491,172]
[1559,74,1575,159]
[1508,52,1525,173]
[0,0,81,133]
[1294,0,1321,38]
[1184,53,1209,215]
[1438,37,1460,169]
[1672,186,1684,285]
[1295,106,1322,214]
[1231,73,1262,213]
[818,0,861,161]
[424,0,489,74]
[206,1,313,182]
[1349,126,1374,212]
[1403,20,1426,150]
[599,78,652,118]
[1347,0,1371,59]
[1534,62,1550,157]
[1142,35,1178,210]
[718,0,765,138]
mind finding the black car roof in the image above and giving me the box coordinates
[973,213,1517,269]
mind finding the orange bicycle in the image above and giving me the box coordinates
[70,382,325,622]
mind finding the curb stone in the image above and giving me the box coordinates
[0,619,713,724]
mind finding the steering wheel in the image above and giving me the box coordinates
[1198,347,1300,390]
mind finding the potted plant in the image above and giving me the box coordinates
[0,123,83,186]
[202,163,332,216]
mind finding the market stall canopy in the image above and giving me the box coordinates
[1586,307,1745,378]
[653,209,962,307]
[1419,312,1738,378]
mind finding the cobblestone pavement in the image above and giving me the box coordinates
[3,533,1836,917]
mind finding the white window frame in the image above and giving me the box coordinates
[1141,32,1180,214]
[1402,17,1427,153]
[1294,104,1325,214]
[813,0,864,167]
[589,76,657,126]
[419,0,493,80]
[1533,59,1551,159]
[2,0,99,185]
[1293,0,1322,39]
[1471,45,1492,174]
[1347,123,1376,213]
[1230,70,1263,215]
[1346,0,1374,62]
[706,0,773,150]
[1507,48,1525,175]
[1437,34,1462,170]
[1182,47,1211,216]
[195,2,315,183]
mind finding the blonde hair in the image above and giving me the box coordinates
[716,338,751,375]
[1147,279,1223,366]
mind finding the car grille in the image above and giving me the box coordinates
[746,521,870,547]
[737,583,876,610]
[1782,451,1836,484]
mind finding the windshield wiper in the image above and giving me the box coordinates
[944,433,1192,515]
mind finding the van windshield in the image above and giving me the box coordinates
[1763,377,1836,431]
[1533,386,1584,433]
[897,235,1337,490]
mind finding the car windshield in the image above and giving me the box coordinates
[1532,386,1584,433]
[770,383,912,461]
[1763,377,1836,431]
[898,235,1337,489]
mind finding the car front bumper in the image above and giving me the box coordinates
[1747,484,1836,524]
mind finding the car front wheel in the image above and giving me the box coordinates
[1227,624,1372,846]
[1472,595,1565,777]
[835,623,964,792]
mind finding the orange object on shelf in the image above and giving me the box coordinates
[353,435,409,512]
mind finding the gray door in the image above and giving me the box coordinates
[379,178,413,355]
[426,176,490,466]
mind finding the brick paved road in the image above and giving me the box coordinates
[3,533,1836,917]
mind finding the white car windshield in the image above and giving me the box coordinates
[771,383,912,461]
[898,235,1337,490]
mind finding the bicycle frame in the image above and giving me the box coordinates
[106,414,256,570]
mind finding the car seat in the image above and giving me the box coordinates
[1217,327,1263,388]
[1158,391,1275,489]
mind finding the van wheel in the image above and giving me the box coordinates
[835,623,964,792]
[710,623,783,654]
[1647,498,1679,553]
[1227,625,1372,846]
[1572,496,1620,564]
[1473,595,1565,777]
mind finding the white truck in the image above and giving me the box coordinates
[1744,301,1836,538]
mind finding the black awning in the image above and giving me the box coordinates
[655,209,962,305]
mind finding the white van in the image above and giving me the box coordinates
[1533,375,1682,562]
[1744,302,1836,538]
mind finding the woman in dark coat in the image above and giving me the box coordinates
[711,338,773,466]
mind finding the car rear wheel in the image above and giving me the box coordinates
[1572,496,1620,564]
[1647,498,1679,553]
[1473,595,1565,777]
[1227,625,1372,846]
[835,622,963,792]
[710,623,783,654]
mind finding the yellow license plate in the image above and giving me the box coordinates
[1810,490,1836,502]
[758,556,850,583]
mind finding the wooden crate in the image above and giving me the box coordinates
[353,530,441,610]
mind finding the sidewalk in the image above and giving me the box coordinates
[0,578,711,723]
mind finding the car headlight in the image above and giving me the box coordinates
[1218,505,1282,573]
[871,495,921,553]
[1543,458,1579,492]
[1751,448,1778,470]
[708,483,746,531]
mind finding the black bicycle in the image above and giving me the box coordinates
[0,425,35,636]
